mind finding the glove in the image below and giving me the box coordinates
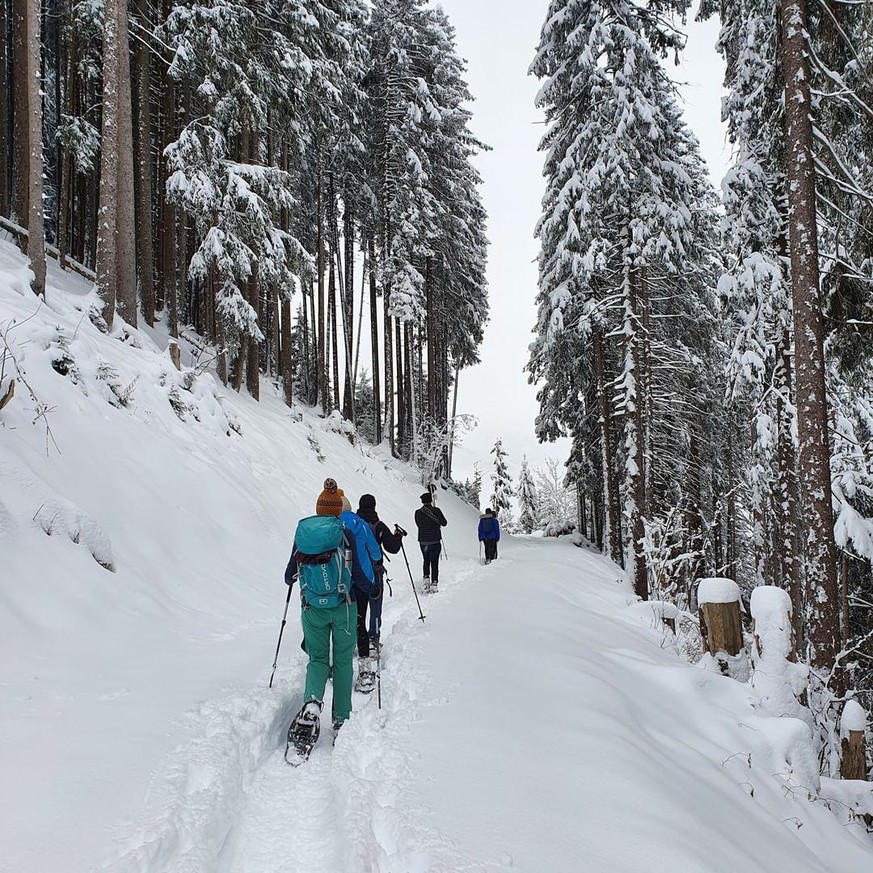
[394,526,405,538]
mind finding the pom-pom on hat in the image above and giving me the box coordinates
[316,480,344,517]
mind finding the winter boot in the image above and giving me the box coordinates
[332,720,343,746]
[285,700,322,765]
[354,657,376,694]
[422,574,431,594]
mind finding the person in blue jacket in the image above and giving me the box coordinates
[478,508,500,564]
[338,495,383,693]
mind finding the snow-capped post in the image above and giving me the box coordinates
[750,587,809,722]
[697,577,745,678]
[839,700,868,781]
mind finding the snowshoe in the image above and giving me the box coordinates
[354,657,376,694]
[284,700,322,766]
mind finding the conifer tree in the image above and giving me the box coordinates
[517,456,539,534]
[530,0,722,598]
[490,438,514,523]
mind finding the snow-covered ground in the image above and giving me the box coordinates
[2,241,872,873]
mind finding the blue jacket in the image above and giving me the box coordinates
[478,516,500,541]
[339,510,382,593]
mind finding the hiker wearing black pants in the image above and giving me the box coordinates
[414,491,447,593]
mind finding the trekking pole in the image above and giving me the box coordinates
[269,585,293,689]
[396,529,426,622]
[375,616,383,709]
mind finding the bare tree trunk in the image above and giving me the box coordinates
[341,193,354,420]
[115,0,136,324]
[157,0,174,319]
[133,1,155,325]
[0,0,9,218]
[328,253,340,410]
[316,158,328,410]
[10,0,28,245]
[447,363,460,478]
[780,0,841,684]
[24,0,45,295]
[281,296,293,406]
[624,263,648,601]
[395,317,405,456]
[426,258,435,420]
[594,326,621,566]
[776,331,802,643]
[383,284,394,454]
[405,321,416,457]
[96,0,121,329]
[57,16,75,271]
[368,237,382,443]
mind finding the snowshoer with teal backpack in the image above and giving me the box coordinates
[282,481,361,764]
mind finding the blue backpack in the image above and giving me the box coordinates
[293,515,351,608]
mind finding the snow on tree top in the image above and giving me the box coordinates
[697,577,740,605]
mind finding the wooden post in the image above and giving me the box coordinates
[840,700,868,781]
[697,577,744,675]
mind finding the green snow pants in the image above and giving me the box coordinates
[301,600,357,724]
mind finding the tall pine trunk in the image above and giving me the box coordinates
[779,0,841,682]
[115,0,136,324]
[96,0,121,329]
[133,2,155,325]
[368,238,382,443]
[623,260,648,601]
[594,325,622,566]
[316,158,328,410]
[24,0,44,295]
[0,0,8,218]
[10,0,28,243]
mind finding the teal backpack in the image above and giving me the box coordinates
[293,515,352,608]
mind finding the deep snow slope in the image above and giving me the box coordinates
[2,242,872,873]
[0,242,480,873]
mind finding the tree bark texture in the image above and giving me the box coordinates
[779,0,841,682]
[368,238,382,444]
[115,0,136,324]
[96,0,121,329]
[281,295,293,407]
[1,0,11,218]
[133,3,155,325]
[24,0,45,296]
[10,0,28,240]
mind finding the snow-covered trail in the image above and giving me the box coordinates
[97,535,873,873]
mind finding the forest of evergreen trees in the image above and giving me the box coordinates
[0,0,489,475]
[528,0,873,720]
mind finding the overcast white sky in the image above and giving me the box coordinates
[436,2,729,492]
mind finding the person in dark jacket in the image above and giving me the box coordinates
[414,491,447,592]
[478,508,500,563]
[356,494,404,650]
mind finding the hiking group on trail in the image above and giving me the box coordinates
[282,477,445,764]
